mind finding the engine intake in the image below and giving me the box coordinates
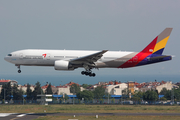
[54,60,74,70]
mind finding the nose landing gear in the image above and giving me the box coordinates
[17,65,21,73]
[81,64,96,77]
[18,70,21,73]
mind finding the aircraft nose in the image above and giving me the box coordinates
[4,56,8,61]
[4,56,10,62]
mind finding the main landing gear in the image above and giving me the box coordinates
[81,71,96,77]
[17,65,21,73]
[81,64,96,77]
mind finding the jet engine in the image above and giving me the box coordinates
[54,60,74,70]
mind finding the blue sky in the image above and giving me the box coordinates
[1,1,180,85]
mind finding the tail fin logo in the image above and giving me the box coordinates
[149,49,153,52]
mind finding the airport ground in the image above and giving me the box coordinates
[1,104,180,120]
[36,115,180,120]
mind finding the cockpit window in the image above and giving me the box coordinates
[8,54,12,56]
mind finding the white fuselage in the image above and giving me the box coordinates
[4,49,135,68]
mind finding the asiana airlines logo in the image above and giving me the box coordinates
[42,54,47,58]
[149,49,153,52]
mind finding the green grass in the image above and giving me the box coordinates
[0,104,180,113]
[1,105,180,120]
[35,116,180,120]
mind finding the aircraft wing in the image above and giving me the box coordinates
[70,50,108,64]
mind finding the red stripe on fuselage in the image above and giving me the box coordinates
[119,37,158,68]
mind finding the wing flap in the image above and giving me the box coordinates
[70,50,108,64]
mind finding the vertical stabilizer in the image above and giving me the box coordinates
[119,28,173,68]
[141,28,172,55]
[153,28,173,54]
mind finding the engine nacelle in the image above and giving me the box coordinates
[54,60,74,71]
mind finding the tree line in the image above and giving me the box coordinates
[0,81,53,101]
[131,86,180,103]
[72,84,180,102]
[70,84,107,101]
[1,82,180,103]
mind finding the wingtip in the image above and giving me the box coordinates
[166,27,173,29]
[103,50,108,52]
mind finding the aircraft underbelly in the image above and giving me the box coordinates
[96,61,125,68]
[20,59,54,66]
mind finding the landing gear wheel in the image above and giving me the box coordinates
[92,73,96,77]
[81,70,96,77]
[81,71,85,75]
[89,73,93,77]
[89,73,95,77]
[18,70,21,73]
[85,72,90,75]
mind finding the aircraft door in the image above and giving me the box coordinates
[19,53,23,59]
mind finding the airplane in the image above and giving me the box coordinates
[4,28,173,77]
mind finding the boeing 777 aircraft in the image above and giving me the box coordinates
[4,28,173,77]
